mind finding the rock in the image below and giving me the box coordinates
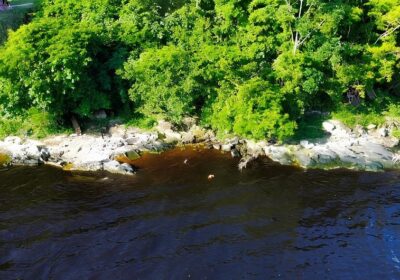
[293,150,313,167]
[221,144,233,152]
[353,125,366,137]
[227,137,240,146]
[103,160,135,175]
[108,125,126,138]
[367,124,377,130]
[182,117,198,130]
[264,146,292,165]
[181,131,195,144]
[156,120,181,143]
[126,137,137,145]
[39,146,51,162]
[323,120,352,138]
[231,148,240,158]
[322,121,336,133]
[93,110,107,119]
[156,120,173,132]
[365,161,384,171]
[4,136,22,145]
[125,150,141,160]
[300,140,314,149]
[126,133,158,147]
[238,155,256,171]
[190,126,206,142]
[378,127,389,137]
[213,144,221,150]
[66,161,104,172]
[1,117,399,174]
[245,140,266,157]
[119,163,135,174]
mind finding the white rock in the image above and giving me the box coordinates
[322,121,336,133]
[4,136,22,145]
[264,146,292,165]
[378,127,389,137]
[300,140,314,149]
[245,140,266,157]
[221,144,233,152]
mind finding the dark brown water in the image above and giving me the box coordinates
[1,147,400,279]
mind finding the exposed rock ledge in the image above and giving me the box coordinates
[0,119,400,174]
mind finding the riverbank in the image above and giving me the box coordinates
[1,118,400,174]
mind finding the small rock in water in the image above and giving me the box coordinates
[208,174,215,180]
[231,148,240,158]
[184,159,188,164]
[221,144,233,152]
[213,144,221,150]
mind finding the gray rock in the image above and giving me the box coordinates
[39,146,51,162]
[264,146,293,165]
[353,125,366,137]
[4,136,22,145]
[103,160,135,175]
[300,140,314,149]
[182,117,198,130]
[156,120,182,143]
[231,148,240,158]
[238,155,256,171]
[227,137,240,146]
[293,150,313,167]
[245,140,266,157]
[126,137,137,145]
[221,144,233,152]
[378,127,389,137]
[181,131,195,144]
[322,121,336,133]
[119,163,135,174]
[125,150,141,160]
[365,161,384,171]
[213,144,221,150]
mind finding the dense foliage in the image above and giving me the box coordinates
[0,0,399,140]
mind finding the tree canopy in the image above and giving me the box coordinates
[0,0,399,140]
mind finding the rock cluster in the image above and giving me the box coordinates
[244,120,400,171]
[0,119,399,174]
[0,127,165,175]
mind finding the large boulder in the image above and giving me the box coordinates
[103,160,135,175]
[264,145,293,165]
[156,120,182,143]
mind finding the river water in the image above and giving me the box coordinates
[1,147,400,279]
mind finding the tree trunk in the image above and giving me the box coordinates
[70,115,82,135]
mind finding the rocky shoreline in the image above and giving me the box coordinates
[1,119,400,174]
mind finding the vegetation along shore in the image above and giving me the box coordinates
[0,0,399,173]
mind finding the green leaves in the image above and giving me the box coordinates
[0,0,399,140]
[209,78,297,140]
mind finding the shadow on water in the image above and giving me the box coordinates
[1,146,400,279]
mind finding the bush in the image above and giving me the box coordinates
[207,79,298,140]
[0,108,67,139]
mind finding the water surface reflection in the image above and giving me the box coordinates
[1,147,400,279]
